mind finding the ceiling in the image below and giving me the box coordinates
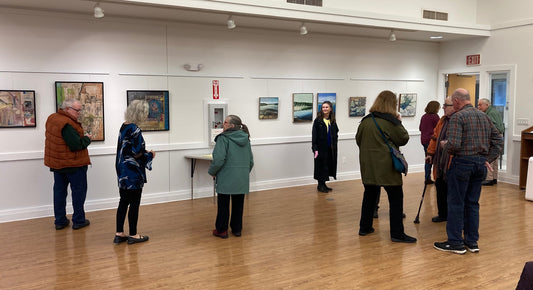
[0,0,490,42]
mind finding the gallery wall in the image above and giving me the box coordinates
[0,8,441,222]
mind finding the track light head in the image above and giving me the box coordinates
[299,23,308,35]
[227,16,236,30]
[388,30,396,42]
[94,2,104,19]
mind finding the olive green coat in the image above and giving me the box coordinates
[356,112,409,186]
[208,129,254,194]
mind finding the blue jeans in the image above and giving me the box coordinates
[53,167,88,226]
[446,156,487,245]
[423,143,432,181]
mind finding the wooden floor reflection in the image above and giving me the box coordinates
[1,173,531,289]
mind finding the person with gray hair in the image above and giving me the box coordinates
[114,100,155,245]
[44,99,92,230]
[477,98,504,186]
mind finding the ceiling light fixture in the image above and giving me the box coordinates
[227,15,236,30]
[299,23,308,35]
[94,2,104,19]
[388,30,396,42]
[430,36,443,39]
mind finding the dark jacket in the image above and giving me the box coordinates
[356,112,409,186]
[208,129,254,194]
[312,117,339,181]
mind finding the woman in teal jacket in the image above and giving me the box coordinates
[356,90,416,243]
[209,115,254,238]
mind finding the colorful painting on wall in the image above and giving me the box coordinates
[0,90,36,128]
[55,82,105,140]
[127,90,170,131]
[349,96,366,117]
[317,93,336,113]
[399,93,417,117]
[292,93,313,123]
[259,97,279,120]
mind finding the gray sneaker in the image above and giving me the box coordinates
[434,241,466,254]
[464,242,479,253]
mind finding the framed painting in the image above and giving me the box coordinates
[0,90,36,128]
[398,93,417,117]
[258,97,278,120]
[127,90,169,131]
[55,81,105,141]
[292,93,313,123]
[349,96,366,117]
[317,93,336,113]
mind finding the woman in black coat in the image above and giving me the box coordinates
[312,101,339,193]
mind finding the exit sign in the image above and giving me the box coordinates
[466,54,481,66]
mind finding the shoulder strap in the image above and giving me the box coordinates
[371,113,393,150]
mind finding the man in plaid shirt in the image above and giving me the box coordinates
[433,88,503,254]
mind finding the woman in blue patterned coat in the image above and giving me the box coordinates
[114,100,155,245]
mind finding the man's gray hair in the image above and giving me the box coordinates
[479,98,491,105]
[451,88,471,102]
[60,99,80,110]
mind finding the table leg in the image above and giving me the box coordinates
[190,158,196,200]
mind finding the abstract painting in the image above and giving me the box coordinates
[0,90,36,128]
[349,96,366,117]
[127,90,170,131]
[399,93,417,117]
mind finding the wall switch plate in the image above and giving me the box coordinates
[517,118,529,126]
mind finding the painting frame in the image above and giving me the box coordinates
[0,90,36,128]
[258,97,279,120]
[317,93,336,113]
[398,93,417,117]
[349,96,366,117]
[127,90,170,131]
[292,93,314,123]
[55,81,105,141]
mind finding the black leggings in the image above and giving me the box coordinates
[116,188,142,235]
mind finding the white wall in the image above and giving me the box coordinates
[0,8,440,222]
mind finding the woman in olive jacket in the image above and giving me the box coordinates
[209,115,254,239]
[312,101,339,193]
[356,90,416,243]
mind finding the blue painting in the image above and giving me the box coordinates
[259,97,279,119]
[399,93,417,117]
[317,93,336,113]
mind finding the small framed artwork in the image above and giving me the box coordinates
[258,97,279,120]
[292,93,313,123]
[399,93,417,117]
[55,82,105,141]
[317,93,336,113]
[0,90,36,128]
[349,96,366,117]
[127,90,170,131]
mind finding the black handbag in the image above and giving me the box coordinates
[371,113,408,175]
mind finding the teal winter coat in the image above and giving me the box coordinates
[208,129,254,194]
[356,112,409,186]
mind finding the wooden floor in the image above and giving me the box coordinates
[1,173,532,289]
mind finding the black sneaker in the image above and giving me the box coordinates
[464,242,479,253]
[358,227,375,236]
[434,241,466,254]
[72,219,90,230]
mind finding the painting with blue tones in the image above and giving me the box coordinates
[292,93,313,123]
[399,93,417,117]
[317,93,336,113]
[259,97,279,119]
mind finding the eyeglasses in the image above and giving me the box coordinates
[69,106,81,112]
[443,104,453,108]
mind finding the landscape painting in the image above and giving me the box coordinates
[292,93,313,123]
[259,97,278,119]
[317,93,336,113]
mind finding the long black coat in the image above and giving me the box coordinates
[312,117,339,181]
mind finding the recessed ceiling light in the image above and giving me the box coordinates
[430,36,443,39]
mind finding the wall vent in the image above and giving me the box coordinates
[423,9,448,21]
[287,0,323,7]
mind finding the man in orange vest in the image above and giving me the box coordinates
[44,99,92,230]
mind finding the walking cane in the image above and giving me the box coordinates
[413,182,428,224]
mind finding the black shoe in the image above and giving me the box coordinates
[128,235,149,244]
[55,220,70,230]
[425,180,435,185]
[358,228,375,236]
[433,241,466,254]
[482,180,495,186]
[113,235,128,244]
[232,231,242,237]
[464,242,479,253]
[493,179,498,184]
[72,219,90,230]
[317,185,328,193]
[391,234,417,243]
[432,216,447,223]
[325,185,332,191]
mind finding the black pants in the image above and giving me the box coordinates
[116,188,142,235]
[360,185,404,238]
[435,177,448,219]
[216,193,245,233]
